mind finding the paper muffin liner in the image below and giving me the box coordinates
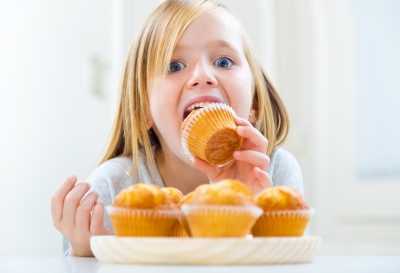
[181,204,262,237]
[181,103,242,166]
[169,210,191,237]
[171,221,190,237]
[106,206,180,237]
[251,209,314,237]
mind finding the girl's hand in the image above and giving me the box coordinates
[194,116,272,193]
[51,176,112,257]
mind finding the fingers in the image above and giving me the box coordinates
[61,183,90,232]
[235,117,268,153]
[51,176,77,229]
[233,150,270,170]
[192,157,221,180]
[75,192,98,232]
[235,116,252,126]
[245,167,272,194]
[90,201,112,235]
[253,167,273,188]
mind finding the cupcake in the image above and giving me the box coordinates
[251,186,311,237]
[160,187,189,237]
[107,183,180,236]
[173,191,195,237]
[161,187,183,205]
[181,103,242,166]
[181,179,262,237]
[170,220,190,237]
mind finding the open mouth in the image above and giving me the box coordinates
[183,106,203,120]
[182,102,227,120]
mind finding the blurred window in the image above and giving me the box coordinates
[353,0,400,179]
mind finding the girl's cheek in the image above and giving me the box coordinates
[226,79,253,117]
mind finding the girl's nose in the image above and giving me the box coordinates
[186,60,217,89]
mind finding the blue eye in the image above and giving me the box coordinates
[168,61,185,73]
[214,57,233,69]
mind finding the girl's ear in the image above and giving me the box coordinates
[249,109,257,125]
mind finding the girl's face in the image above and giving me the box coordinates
[149,10,254,163]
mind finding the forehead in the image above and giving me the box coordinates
[174,9,244,54]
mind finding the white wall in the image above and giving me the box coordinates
[0,0,113,255]
[352,0,400,177]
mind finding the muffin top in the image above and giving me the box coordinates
[255,186,309,211]
[113,183,169,209]
[182,179,254,206]
[161,187,183,205]
[179,191,195,207]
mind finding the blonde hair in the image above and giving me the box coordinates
[100,0,289,179]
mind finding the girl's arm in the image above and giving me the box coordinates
[269,148,305,196]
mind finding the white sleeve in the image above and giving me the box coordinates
[85,157,133,231]
[86,157,132,206]
[269,148,305,196]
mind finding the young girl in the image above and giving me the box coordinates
[51,0,304,257]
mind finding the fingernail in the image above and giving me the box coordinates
[67,176,77,182]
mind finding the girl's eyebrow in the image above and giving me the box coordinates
[207,39,239,51]
[174,39,240,53]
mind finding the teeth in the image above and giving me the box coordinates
[186,102,223,112]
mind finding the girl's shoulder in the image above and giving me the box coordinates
[92,156,133,179]
[87,155,138,202]
[270,147,299,167]
[87,148,163,188]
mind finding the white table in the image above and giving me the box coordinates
[1,256,399,273]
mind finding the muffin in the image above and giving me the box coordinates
[251,186,311,237]
[181,103,242,166]
[167,192,190,237]
[181,179,262,237]
[107,183,180,236]
[161,187,184,205]
[160,187,189,237]
[173,191,195,237]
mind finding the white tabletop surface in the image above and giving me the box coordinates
[1,256,399,273]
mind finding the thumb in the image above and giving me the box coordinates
[90,201,112,235]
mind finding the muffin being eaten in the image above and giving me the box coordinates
[181,103,242,166]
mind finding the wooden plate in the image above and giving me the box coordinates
[91,235,321,265]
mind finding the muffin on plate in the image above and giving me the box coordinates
[160,187,190,237]
[181,103,242,166]
[251,186,311,237]
[107,183,180,236]
[161,187,184,205]
[181,179,262,237]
